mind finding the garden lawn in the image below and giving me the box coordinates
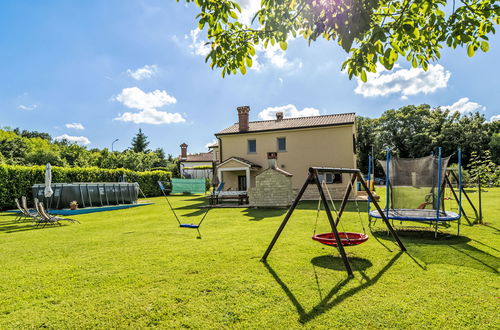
[0,188,498,328]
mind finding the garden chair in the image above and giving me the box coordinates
[15,197,40,222]
[208,182,224,205]
[35,202,79,228]
[14,198,25,222]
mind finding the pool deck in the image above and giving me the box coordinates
[5,202,154,215]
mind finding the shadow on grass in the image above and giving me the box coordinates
[160,197,369,222]
[227,200,366,221]
[482,223,499,233]
[242,208,287,221]
[0,219,63,233]
[372,230,499,273]
[263,251,402,324]
[156,195,210,218]
[311,255,373,271]
[295,200,368,212]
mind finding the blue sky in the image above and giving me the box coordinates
[1,0,499,156]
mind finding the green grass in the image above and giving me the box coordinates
[0,188,498,328]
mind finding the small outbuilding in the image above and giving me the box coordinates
[248,153,294,207]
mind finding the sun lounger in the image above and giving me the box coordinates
[15,197,40,222]
[35,201,79,228]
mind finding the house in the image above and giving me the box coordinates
[178,143,215,179]
[214,106,357,200]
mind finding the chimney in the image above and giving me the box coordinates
[237,106,250,132]
[276,112,284,121]
[180,143,188,160]
[267,152,277,169]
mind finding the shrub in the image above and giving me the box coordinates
[0,164,171,210]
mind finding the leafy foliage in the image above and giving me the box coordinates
[179,0,499,79]
[356,105,499,175]
[0,127,177,173]
[489,133,500,164]
[467,150,499,187]
[0,164,171,210]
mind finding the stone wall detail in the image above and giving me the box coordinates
[249,168,294,207]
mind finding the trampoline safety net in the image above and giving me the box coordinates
[380,155,450,216]
[170,178,206,194]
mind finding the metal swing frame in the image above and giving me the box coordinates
[261,167,406,278]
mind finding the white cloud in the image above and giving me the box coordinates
[237,0,261,25]
[114,108,185,125]
[442,97,486,114]
[205,139,218,149]
[127,65,158,80]
[114,87,177,110]
[188,29,210,57]
[113,87,185,125]
[18,104,37,111]
[187,28,301,72]
[261,45,289,68]
[489,114,500,122]
[355,64,451,98]
[54,134,91,145]
[258,104,321,120]
[65,123,85,130]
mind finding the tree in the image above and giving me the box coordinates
[131,129,150,153]
[152,148,169,168]
[468,150,499,186]
[0,130,28,164]
[355,105,494,172]
[377,104,434,158]
[490,133,500,164]
[179,0,499,79]
[356,115,378,173]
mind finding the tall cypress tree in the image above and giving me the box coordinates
[131,128,150,153]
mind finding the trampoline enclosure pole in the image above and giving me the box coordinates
[458,148,462,235]
[367,154,372,215]
[436,147,442,221]
[458,149,462,217]
[385,149,390,218]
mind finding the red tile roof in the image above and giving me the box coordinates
[182,152,213,162]
[216,113,355,135]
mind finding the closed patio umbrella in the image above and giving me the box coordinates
[44,163,53,198]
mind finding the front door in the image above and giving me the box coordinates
[238,175,247,191]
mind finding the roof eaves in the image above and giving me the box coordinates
[215,121,355,136]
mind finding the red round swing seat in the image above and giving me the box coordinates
[312,232,369,247]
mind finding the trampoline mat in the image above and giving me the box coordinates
[369,208,460,221]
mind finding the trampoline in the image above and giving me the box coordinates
[368,148,463,236]
[369,209,460,222]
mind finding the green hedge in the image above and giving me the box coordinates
[0,164,171,210]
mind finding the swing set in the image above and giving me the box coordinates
[158,181,211,237]
[262,167,406,278]
[312,179,369,247]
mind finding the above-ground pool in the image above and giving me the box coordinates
[32,182,139,209]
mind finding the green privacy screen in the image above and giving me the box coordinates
[170,178,206,194]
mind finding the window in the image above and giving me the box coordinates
[319,172,343,184]
[248,139,256,153]
[277,137,286,152]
